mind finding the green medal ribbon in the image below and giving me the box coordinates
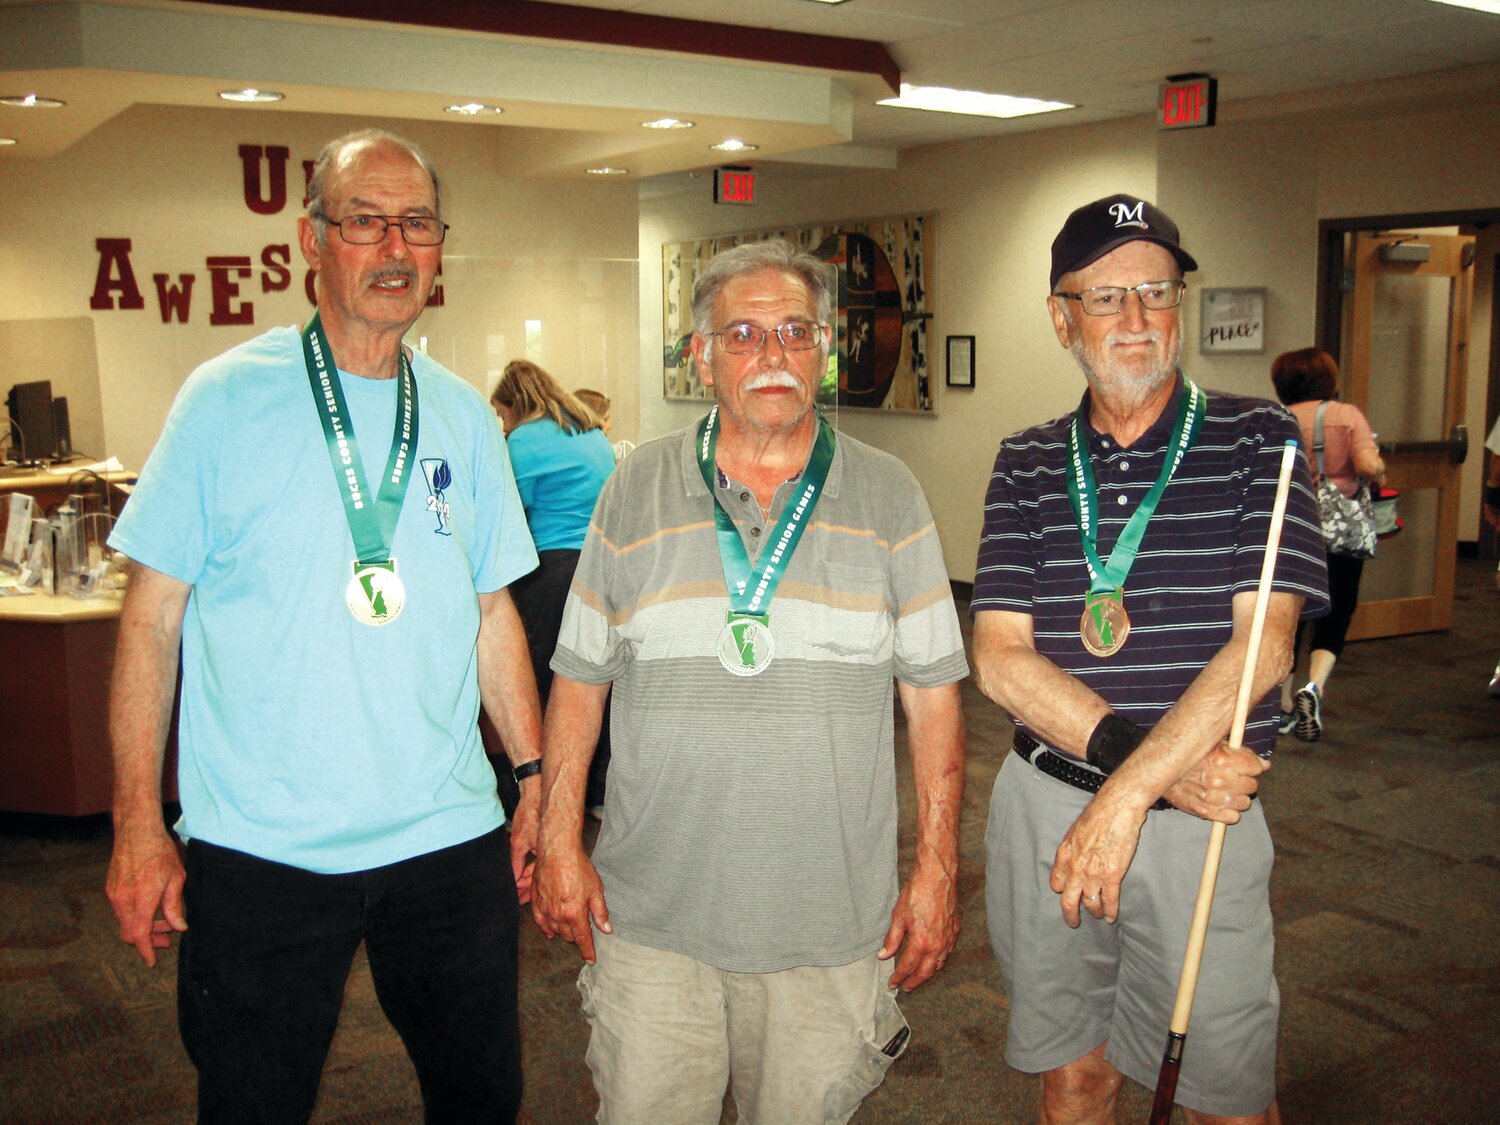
[1065,378,1202,633]
[301,312,419,568]
[695,405,835,635]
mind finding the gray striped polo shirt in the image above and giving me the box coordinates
[552,417,969,973]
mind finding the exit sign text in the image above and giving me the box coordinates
[714,168,756,205]
[1158,76,1217,130]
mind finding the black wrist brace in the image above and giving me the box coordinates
[1086,714,1149,774]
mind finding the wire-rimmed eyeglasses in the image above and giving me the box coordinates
[1051,279,1186,316]
[708,320,827,355]
[315,211,449,246]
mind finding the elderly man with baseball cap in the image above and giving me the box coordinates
[970,194,1327,1123]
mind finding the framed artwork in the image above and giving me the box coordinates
[662,214,934,412]
[1200,287,1267,354]
[945,335,975,387]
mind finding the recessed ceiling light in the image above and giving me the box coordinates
[0,94,65,108]
[0,137,16,146]
[445,102,503,116]
[876,83,1073,119]
[219,88,285,103]
[1425,1,1500,14]
[710,139,758,152]
[642,117,695,130]
[587,167,629,176]
[218,88,284,103]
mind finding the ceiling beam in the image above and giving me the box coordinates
[204,0,902,94]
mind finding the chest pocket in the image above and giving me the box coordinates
[800,559,892,663]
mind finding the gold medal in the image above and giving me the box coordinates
[717,613,774,677]
[346,559,406,626]
[1080,589,1129,658]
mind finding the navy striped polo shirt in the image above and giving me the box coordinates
[973,377,1329,758]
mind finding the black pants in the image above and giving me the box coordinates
[509,549,611,807]
[178,827,522,1123]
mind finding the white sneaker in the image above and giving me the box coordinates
[1294,682,1323,742]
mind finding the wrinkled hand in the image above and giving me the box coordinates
[531,842,610,963]
[1165,744,1268,824]
[105,822,187,967]
[879,861,959,992]
[1050,791,1146,928]
[508,785,541,905]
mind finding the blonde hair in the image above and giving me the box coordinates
[491,360,601,434]
[574,388,610,419]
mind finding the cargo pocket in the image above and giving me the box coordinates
[821,986,909,1121]
[577,962,598,1025]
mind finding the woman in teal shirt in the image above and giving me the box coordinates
[491,361,616,806]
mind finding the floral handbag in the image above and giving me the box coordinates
[1313,402,1377,559]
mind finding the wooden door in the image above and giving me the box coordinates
[1342,231,1474,639]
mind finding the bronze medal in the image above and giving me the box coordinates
[1080,589,1129,658]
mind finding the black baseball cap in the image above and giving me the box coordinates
[1049,194,1198,291]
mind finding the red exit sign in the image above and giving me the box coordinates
[1158,76,1217,130]
[714,167,756,205]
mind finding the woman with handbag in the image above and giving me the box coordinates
[1271,348,1386,741]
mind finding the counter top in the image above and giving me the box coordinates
[0,589,123,622]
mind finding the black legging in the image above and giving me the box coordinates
[1300,551,1365,658]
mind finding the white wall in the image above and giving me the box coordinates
[0,104,639,471]
[640,117,1159,583]
[640,75,1500,581]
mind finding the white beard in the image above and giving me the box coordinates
[1070,328,1180,416]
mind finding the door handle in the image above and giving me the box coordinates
[1377,424,1468,464]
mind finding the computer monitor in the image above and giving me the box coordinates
[52,396,73,459]
[5,380,59,463]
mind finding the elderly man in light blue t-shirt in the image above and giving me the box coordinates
[104,129,543,1124]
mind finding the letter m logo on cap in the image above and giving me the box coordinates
[1109,201,1147,229]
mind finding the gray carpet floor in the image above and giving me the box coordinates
[2,559,1496,1124]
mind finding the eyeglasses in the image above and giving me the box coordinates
[708,320,826,355]
[1052,279,1186,316]
[316,211,449,246]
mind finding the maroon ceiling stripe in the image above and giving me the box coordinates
[204,0,901,93]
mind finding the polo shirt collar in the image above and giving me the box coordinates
[679,409,844,499]
[1077,370,1187,453]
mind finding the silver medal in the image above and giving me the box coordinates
[346,560,406,626]
[717,615,774,677]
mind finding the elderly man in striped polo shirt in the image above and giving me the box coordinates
[531,239,969,1123]
[971,195,1328,1125]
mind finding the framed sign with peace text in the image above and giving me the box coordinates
[1199,287,1266,355]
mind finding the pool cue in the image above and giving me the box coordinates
[1147,439,1299,1125]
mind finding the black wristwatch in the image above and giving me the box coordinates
[512,759,542,783]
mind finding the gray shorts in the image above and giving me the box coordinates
[985,750,1279,1117]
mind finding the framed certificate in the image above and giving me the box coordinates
[946,335,975,388]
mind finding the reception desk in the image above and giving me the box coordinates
[0,462,135,508]
[0,590,177,816]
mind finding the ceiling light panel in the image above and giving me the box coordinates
[876,83,1073,119]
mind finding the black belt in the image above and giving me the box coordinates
[1012,729,1175,812]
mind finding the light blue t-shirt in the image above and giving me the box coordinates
[506,418,615,551]
[110,327,538,873]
